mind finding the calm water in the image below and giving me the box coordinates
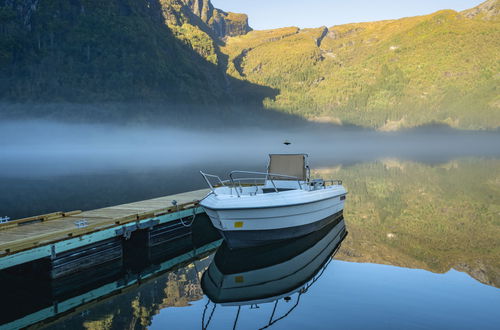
[0,124,499,329]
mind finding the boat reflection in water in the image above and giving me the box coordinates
[201,216,347,329]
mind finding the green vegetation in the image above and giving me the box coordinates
[314,158,500,286]
[0,0,498,129]
[0,0,233,102]
[161,0,221,65]
[222,3,500,130]
[158,0,251,66]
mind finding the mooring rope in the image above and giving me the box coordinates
[172,200,197,227]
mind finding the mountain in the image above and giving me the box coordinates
[0,0,228,102]
[160,0,250,65]
[221,0,500,130]
[0,0,499,130]
[0,0,258,107]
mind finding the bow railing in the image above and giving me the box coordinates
[200,171,303,197]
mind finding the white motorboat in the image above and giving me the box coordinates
[199,154,347,248]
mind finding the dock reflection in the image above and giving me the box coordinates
[0,215,221,330]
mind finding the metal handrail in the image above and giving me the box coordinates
[201,171,343,197]
[230,170,303,193]
[201,170,307,198]
[200,171,226,195]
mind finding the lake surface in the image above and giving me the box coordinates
[0,123,499,329]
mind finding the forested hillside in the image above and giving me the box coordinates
[0,0,252,103]
[222,0,500,130]
[1,0,499,129]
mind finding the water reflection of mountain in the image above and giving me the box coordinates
[42,258,210,330]
[314,158,500,287]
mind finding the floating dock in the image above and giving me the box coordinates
[0,189,210,275]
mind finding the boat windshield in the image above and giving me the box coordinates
[268,154,309,181]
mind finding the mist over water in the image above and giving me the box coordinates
[1,120,500,330]
[1,120,499,177]
[1,120,499,218]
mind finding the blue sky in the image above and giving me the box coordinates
[211,0,484,30]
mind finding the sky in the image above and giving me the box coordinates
[211,0,484,30]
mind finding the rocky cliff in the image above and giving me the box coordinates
[158,0,251,65]
[462,0,500,19]
[180,0,251,38]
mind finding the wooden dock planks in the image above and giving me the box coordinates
[0,189,210,256]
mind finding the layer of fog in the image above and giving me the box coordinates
[1,120,499,178]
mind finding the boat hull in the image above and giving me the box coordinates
[201,189,346,249]
[218,211,343,249]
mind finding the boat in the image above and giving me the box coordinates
[200,218,347,329]
[199,154,347,248]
